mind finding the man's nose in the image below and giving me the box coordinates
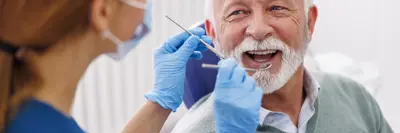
[246,15,273,41]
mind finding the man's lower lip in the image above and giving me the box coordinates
[249,53,276,63]
[253,54,274,63]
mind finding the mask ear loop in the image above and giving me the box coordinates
[120,0,146,9]
[102,29,124,45]
[102,29,126,58]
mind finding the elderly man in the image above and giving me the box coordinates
[172,0,393,133]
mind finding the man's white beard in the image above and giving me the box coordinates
[218,37,306,94]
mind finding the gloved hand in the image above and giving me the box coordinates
[145,27,213,112]
[213,58,263,133]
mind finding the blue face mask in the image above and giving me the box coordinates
[103,0,152,61]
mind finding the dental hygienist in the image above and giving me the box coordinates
[0,0,263,133]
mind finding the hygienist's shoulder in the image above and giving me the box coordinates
[5,99,85,133]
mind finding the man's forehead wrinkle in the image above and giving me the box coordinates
[268,0,298,7]
[220,0,251,16]
[222,0,230,8]
[222,0,299,9]
[222,0,233,10]
[215,0,227,15]
[222,0,248,8]
[292,0,305,9]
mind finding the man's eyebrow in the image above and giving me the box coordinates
[222,0,246,14]
[264,0,297,7]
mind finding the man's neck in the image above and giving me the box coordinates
[261,66,305,126]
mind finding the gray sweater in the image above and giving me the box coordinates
[171,72,393,133]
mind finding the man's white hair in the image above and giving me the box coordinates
[204,0,314,24]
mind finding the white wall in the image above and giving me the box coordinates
[72,0,400,132]
[312,0,400,131]
[373,0,400,132]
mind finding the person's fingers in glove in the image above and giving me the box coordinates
[188,35,213,60]
[162,27,206,54]
[213,58,262,133]
[244,77,257,92]
[196,35,213,51]
[147,28,214,112]
[231,66,247,83]
[238,78,263,108]
[175,35,201,58]
[217,58,238,81]
[190,51,203,60]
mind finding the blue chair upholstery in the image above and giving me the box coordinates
[183,23,219,109]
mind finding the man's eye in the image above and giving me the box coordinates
[224,10,250,22]
[270,6,286,11]
[229,10,245,16]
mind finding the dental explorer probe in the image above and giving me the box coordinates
[165,15,226,59]
[202,62,272,72]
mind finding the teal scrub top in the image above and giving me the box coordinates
[5,98,85,133]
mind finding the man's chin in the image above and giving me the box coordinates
[252,55,304,94]
[252,71,280,94]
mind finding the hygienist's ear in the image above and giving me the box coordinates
[205,19,216,40]
[90,0,114,33]
[307,5,318,40]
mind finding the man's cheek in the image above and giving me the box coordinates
[224,34,243,51]
[218,36,234,53]
[273,26,302,50]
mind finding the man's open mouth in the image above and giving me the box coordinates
[242,50,281,69]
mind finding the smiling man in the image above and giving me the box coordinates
[171,0,393,133]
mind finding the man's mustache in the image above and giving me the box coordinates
[232,37,287,58]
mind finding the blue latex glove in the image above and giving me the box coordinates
[213,58,263,133]
[145,27,213,112]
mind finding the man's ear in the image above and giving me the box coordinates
[307,5,318,40]
[205,19,216,40]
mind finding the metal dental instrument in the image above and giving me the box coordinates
[202,63,272,72]
[165,15,226,59]
[165,15,272,72]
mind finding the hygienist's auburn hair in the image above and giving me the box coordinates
[0,0,94,132]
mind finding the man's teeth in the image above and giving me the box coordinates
[254,58,270,62]
[247,50,277,55]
